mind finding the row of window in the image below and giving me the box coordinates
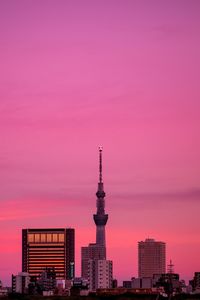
[29,267,65,270]
[28,250,64,252]
[28,233,65,243]
[28,261,65,264]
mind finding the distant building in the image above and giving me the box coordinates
[138,238,166,278]
[123,281,132,288]
[132,278,141,288]
[81,243,105,279]
[193,272,200,290]
[0,280,8,296]
[131,277,153,289]
[190,272,200,292]
[22,228,75,280]
[112,279,118,288]
[71,277,89,296]
[37,267,56,292]
[88,259,113,291]
[0,287,8,297]
[12,272,30,294]
[154,273,181,295]
[153,261,182,295]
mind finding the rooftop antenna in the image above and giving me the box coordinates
[99,146,103,183]
[168,259,174,274]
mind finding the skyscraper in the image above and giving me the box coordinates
[81,147,112,290]
[138,238,166,278]
[22,228,75,280]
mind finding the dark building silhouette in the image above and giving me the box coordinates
[123,281,132,288]
[38,267,56,292]
[22,228,74,280]
[190,272,200,291]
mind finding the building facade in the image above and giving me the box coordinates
[12,272,30,294]
[88,260,113,291]
[131,277,153,289]
[138,238,166,278]
[22,228,75,280]
[81,243,106,279]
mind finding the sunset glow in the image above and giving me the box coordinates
[0,0,200,285]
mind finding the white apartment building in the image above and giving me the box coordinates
[88,259,113,291]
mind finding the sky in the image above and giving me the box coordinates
[0,0,200,286]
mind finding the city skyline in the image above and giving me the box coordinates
[1,0,200,285]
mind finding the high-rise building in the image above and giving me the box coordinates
[138,238,166,278]
[81,147,113,290]
[22,228,75,280]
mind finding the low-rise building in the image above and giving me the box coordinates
[0,280,9,296]
[88,259,113,291]
[12,272,30,294]
[70,277,89,296]
[132,277,153,289]
[190,272,200,292]
[123,281,132,288]
[37,267,56,292]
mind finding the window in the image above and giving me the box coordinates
[47,234,52,243]
[58,234,64,242]
[53,234,58,242]
[40,234,46,243]
[34,234,40,242]
[28,234,34,243]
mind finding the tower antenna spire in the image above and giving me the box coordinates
[99,146,103,183]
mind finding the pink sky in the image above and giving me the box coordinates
[0,0,200,285]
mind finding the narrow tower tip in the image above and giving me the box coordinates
[99,146,103,183]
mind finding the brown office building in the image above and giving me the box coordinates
[138,238,166,278]
[22,228,75,280]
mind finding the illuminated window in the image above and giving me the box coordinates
[34,234,40,242]
[46,234,52,243]
[58,234,64,242]
[28,234,34,243]
[53,234,58,242]
[40,234,46,243]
